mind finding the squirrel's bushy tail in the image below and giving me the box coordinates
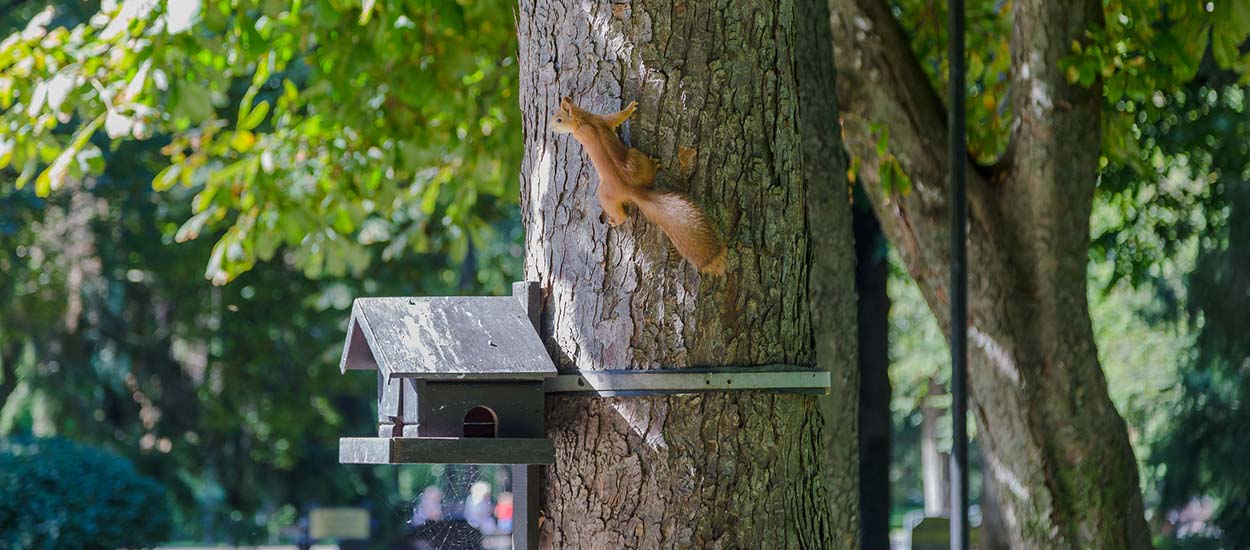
[632,190,726,274]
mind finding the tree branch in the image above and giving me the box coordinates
[830,0,1008,329]
[1000,0,1104,270]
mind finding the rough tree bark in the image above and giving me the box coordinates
[517,0,859,547]
[829,0,1150,547]
[981,459,1012,550]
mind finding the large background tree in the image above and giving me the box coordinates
[831,0,1250,547]
[516,0,858,546]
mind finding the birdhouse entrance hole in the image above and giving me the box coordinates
[463,406,498,438]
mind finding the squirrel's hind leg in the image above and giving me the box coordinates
[624,148,657,187]
[598,192,629,227]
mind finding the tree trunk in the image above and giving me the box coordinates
[980,458,1011,550]
[920,378,950,517]
[517,0,859,547]
[854,199,892,550]
[829,0,1150,547]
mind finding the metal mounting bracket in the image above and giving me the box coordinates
[543,365,830,397]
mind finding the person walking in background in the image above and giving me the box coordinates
[494,492,514,534]
[464,482,496,534]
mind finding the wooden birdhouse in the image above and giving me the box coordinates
[337,281,555,465]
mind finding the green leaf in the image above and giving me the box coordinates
[230,131,257,152]
[0,138,12,170]
[153,163,182,191]
[421,178,443,214]
[1212,22,1239,69]
[1079,62,1096,87]
[104,110,134,139]
[34,113,103,197]
[14,156,37,190]
[254,218,282,261]
[176,210,213,243]
[968,54,984,81]
[204,233,231,285]
[240,100,269,131]
[333,207,355,234]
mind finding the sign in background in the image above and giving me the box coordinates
[309,507,370,541]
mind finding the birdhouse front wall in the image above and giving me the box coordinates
[413,381,545,439]
[375,376,545,439]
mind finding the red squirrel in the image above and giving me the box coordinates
[550,96,726,274]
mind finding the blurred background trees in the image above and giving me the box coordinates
[0,435,172,549]
[878,1,1250,544]
[1,0,522,285]
[1,0,522,543]
[0,0,1247,547]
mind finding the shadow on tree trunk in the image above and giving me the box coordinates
[855,195,892,550]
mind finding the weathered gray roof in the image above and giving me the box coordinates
[339,296,556,380]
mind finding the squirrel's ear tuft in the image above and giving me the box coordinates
[560,96,574,112]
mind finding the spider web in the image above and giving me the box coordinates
[397,464,515,550]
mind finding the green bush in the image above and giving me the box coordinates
[0,436,171,549]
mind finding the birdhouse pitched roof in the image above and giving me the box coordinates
[339,296,556,380]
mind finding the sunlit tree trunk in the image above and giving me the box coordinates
[517,0,859,546]
[829,0,1150,547]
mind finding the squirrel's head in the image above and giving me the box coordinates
[550,96,586,134]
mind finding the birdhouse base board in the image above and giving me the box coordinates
[339,437,555,465]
